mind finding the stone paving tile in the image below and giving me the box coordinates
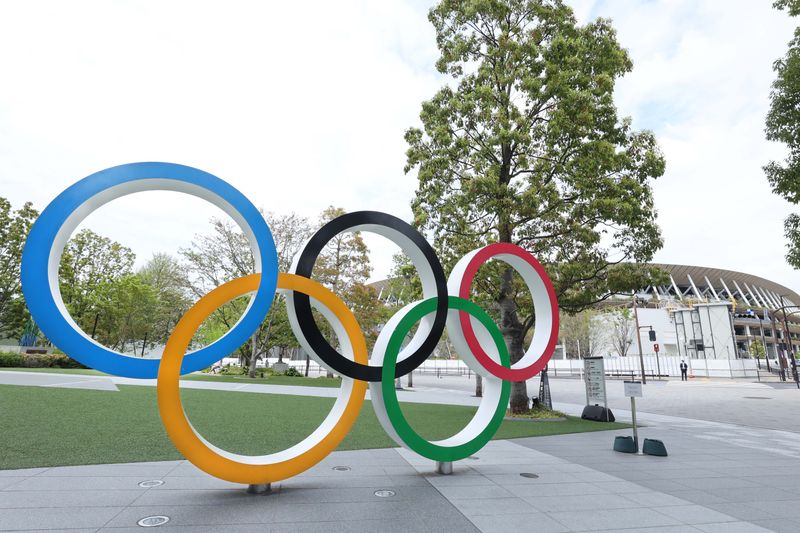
[545,507,683,531]
[704,486,796,503]
[0,506,123,531]
[468,511,571,533]
[104,502,276,528]
[523,493,642,513]
[622,491,693,508]
[668,490,729,505]
[434,484,515,500]
[655,504,738,525]
[41,464,176,478]
[591,480,648,494]
[0,489,141,509]
[450,496,538,518]
[750,518,800,533]
[580,525,699,533]
[740,500,800,519]
[5,475,154,491]
[694,522,775,532]
[514,481,608,496]
[424,473,493,487]
[0,467,48,477]
[0,477,25,490]
[705,502,780,521]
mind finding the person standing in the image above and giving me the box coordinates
[680,360,688,381]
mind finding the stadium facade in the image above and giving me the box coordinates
[371,263,800,379]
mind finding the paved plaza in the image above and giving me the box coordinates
[2,371,800,532]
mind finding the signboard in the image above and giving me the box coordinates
[653,343,659,353]
[624,380,643,398]
[584,356,606,405]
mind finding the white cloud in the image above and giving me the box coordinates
[0,0,798,295]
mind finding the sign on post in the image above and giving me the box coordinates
[584,356,606,405]
[624,380,642,452]
[624,380,643,398]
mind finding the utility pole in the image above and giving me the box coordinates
[633,295,647,384]
[780,295,800,389]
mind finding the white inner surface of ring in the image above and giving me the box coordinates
[190,290,356,464]
[446,250,553,376]
[370,301,504,450]
[286,222,438,373]
[48,179,262,357]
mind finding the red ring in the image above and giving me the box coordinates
[458,243,559,382]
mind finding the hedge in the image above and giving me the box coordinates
[0,352,87,369]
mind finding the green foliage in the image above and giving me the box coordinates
[0,352,23,367]
[283,366,301,377]
[0,198,38,339]
[750,338,766,358]
[775,0,800,16]
[405,0,665,411]
[767,1,800,267]
[181,213,314,372]
[0,352,86,369]
[220,365,246,376]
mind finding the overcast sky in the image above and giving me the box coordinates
[0,1,797,294]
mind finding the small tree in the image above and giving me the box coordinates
[609,307,635,357]
[560,309,603,358]
[750,338,766,359]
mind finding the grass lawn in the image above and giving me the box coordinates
[0,367,341,388]
[0,384,628,470]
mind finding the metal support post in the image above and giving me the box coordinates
[247,483,271,494]
[633,296,647,384]
[436,461,453,475]
[630,396,639,453]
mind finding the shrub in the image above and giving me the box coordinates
[0,352,23,367]
[284,366,301,377]
[0,352,87,369]
[220,365,246,376]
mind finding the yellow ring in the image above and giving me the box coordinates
[157,273,367,484]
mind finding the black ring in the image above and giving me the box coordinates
[290,211,448,381]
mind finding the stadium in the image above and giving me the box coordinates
[372,263,800,380]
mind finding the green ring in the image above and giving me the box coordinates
[381,296,511,461]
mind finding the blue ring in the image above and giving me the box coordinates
[20,162,278,379]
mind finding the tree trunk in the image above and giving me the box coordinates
[305,353,310,376]
[498,267,528,413]
[475,373,483,397]
[407,370,413,388]
[247,334,259,378]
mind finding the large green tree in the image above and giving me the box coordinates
[766,0,800,267]
[405,0,666,411]
[58,228,136,339]
[0,198,38,339]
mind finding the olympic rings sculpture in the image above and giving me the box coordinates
[20,162,559,484]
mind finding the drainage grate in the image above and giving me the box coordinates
[466,456,479,460]
[374,489,396,498]
[519,473,539,479]
[137,480,164,488]
[743,396,772,400]
[137,516,169,527]
[332,466,351,471]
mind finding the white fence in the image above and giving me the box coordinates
[547,355,758,379]
[219,354,758,379]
